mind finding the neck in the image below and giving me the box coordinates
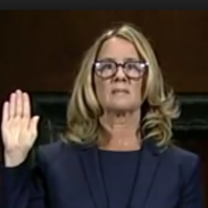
[98,109,142,151]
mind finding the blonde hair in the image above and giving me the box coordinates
[64,22,180,148]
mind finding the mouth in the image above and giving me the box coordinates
[112,89,130,94]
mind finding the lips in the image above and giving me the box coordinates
[112,89,129,94]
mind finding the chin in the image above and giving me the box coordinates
[109,103,137,112]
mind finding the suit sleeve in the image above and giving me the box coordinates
[0,148,47,208]
[179,155,204,208]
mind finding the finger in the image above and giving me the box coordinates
[2,102,9,124]
[29,116,40,137]
[15,90,23,117]
[22,93,31,118]
[9,93,16,118]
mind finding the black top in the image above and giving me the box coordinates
[98,149,141,208]
[1,140,203,208]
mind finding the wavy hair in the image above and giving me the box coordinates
[64,22,180,148]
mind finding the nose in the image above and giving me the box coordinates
[113,66,128,82]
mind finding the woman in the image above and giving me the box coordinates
[0,23,204,208]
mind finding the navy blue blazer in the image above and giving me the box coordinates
[1,139,204,208]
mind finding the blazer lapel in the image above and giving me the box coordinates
[77,139,163,208]
[132,139,162,208]
[78,145,107,208]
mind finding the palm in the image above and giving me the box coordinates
[1,90,39,155]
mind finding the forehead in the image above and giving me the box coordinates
[97,37,139,60]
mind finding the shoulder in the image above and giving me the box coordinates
[163,144,200,176]
[166,144,199,164]
[36,140,80,164]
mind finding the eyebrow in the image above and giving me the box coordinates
[124,58,140,62]
[97,57,140,62]
[97,57,115,62]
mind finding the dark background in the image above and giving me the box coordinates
[0,10,208,206]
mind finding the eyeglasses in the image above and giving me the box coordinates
[93,60,148,80]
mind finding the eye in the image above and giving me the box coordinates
[102,62,114,70]
[96,62,115,71]
[125,61,147,72]
[125,62,140,71]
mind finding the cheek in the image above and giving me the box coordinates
[132,81,143,101]
[94,77,110,104]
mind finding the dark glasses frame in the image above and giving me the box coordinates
[93,60,149,80]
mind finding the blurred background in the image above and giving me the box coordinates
[0,10,208,206]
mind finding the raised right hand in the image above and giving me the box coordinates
[1,90,40,167]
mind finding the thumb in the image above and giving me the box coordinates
[29,116,40,137]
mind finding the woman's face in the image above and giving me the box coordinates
[94,37,146,113]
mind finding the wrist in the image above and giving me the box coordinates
[4,151,27,167]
